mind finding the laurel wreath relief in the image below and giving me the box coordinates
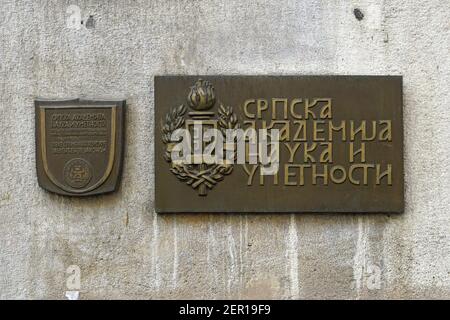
[162,103,240,196]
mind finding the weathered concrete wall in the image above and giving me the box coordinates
[0,0,449,299]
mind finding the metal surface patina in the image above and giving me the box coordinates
[35,99,125,196]
[155,76,403,213]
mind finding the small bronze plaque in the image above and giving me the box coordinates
[155,76,403,213]
[35,99,125,196]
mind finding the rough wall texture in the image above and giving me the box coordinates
[0,0,449,299]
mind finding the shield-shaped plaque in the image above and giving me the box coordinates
[35,99,125,196]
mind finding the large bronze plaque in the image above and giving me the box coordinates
[155,76,403,213]
[35,99,125,196]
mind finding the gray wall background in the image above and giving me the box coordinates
[0,0,449,299]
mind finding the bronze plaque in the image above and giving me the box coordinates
[35,99,125,196]
[155,76,403,213]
